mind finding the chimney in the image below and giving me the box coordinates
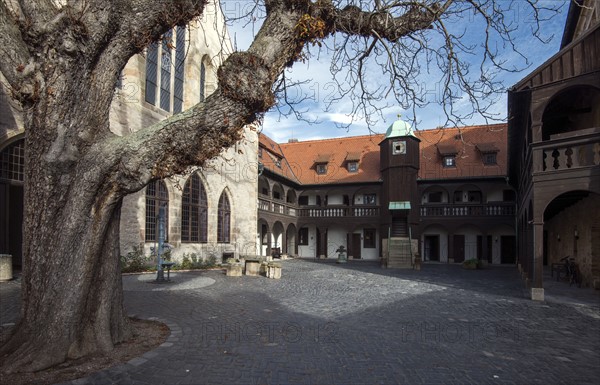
[288,138,299,143]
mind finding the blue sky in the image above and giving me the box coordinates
[224,1,570,142]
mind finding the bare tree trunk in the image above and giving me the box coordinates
[0,151,131,372]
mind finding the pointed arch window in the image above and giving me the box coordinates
[181,173,208,243]
[145,180,169,242]
[173,26,186,113]
[0,140,25,182]
[217,192,231,243]
[145,26,186,112]
[145,42,158,105]
[199,61,206,102]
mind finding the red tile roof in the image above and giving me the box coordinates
[259,135,301,183]
[279,134,383,185]
[259,123,508,185]
[417,124,508,180]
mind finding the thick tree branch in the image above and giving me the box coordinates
[321,0,453,41]
[96,3,302,194]
[0,1,31,87]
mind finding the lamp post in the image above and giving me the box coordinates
[156,204,166,281]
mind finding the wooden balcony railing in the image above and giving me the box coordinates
[258,196,380,218]
[420,203,515,217]
[532,129,600,174]
[297,206,380,218]
[258,197,297,216]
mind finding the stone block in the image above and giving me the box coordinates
[267,265,282,279]
[0,254,13,281]
[531,288,544,301]
[226,264,243,277]
[245,261,261,276]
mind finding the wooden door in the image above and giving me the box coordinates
[352,233,362,259]
[424,235,439,261]
[500,236,516,264]
[453,234,465,263]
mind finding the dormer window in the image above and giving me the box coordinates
[443,156,456,168]
[345,152,361,173]
[314,154,331,175]
[437,144,458,168]
[476,143,499,166]
[483,153,497,165]
[275,158,282,168]
[258,148,263,158]
[316,163,327,174]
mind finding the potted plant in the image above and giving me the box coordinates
[462,259,479,270]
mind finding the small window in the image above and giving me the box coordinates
[258,148,263,158]
[483,153,497,165]
[364,229,376,248]
[316,164,327,174]
[298,228,309,245]
[364,194,376,205]
[348,162,358,173]
[273,191,281,200]
[443,156,455,168]
[298,196,309,205]
[275,158,281,168]
[392,140,406,155]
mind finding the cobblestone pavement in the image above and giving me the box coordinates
[1,260,599,385]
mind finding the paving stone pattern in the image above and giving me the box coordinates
[1,260,599,385]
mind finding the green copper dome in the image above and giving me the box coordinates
[385,118,415,138]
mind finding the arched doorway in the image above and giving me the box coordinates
[543,190,600,287]
[286,224,297,256]
[0,138,24,266]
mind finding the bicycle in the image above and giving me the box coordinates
[559,256,581,288]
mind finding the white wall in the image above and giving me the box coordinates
[297,225,317,258]
[328,194,344,205]
[326,227,347,258]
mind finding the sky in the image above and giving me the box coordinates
[223,0,570,143]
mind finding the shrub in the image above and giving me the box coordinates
[462,259,479,269]
[121,244,153,273]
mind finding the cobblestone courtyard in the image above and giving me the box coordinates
[1,260,599,384]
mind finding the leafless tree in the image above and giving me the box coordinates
[0,0,558,373]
